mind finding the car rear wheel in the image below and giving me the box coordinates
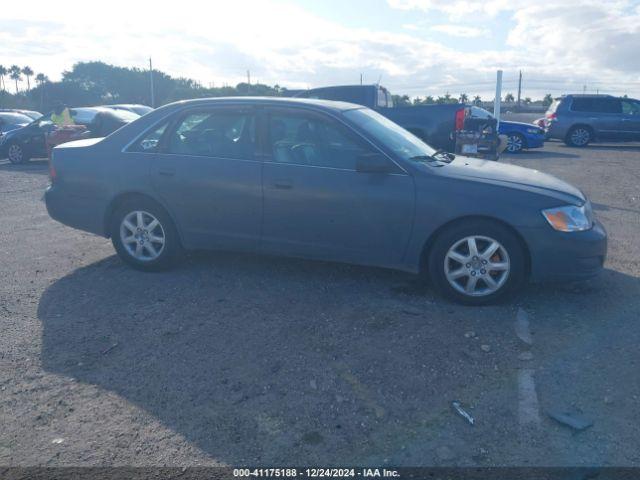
[110,198,182,271]
[7,143,29,164]
[565,126,591,147]
[427,220,526,305]
[506,133,525,153]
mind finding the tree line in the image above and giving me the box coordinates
[0,60,555,113]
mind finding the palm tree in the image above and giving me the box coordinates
[504,92,515,103]
[459,93,468,103]
[9,65,22,93]
[22,66,34,90]
[35,73,49,110]
[473,95,482,106]
[0,65,7,91]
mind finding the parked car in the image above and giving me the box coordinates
[546,94,640,147]
[104,104,154,116]
[0,108,43,120]
[293,85,500,156]
[0,107,139,164]
[45,97,606,305]
[469,106,546,153]
[0,112,32,134]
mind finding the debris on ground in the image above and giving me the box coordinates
[51,438,64,444]
[547,409,593,431]
[101,343,119,355]
[464,331,476,338]
[309,379,318,390]
[518,351,534,361]
[452,401,475,425]
[480,344,491,352]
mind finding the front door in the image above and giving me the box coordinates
[260,107,415,268]
[150,106,262,250]
[621,99,640,141]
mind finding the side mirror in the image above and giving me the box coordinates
[355,152,395,174]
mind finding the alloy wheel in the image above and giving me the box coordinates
[8,144,23,163]
[506,134,523,153]
[570,128,590,146]
[119,210,166,261]
[444,235,510,297]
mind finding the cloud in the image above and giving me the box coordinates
[431,24,490,37]
[0,0,639,99]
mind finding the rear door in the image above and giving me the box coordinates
[150,106,262,250]
[620,99,640,141]
[260,106,415,268]
[571,97,623,140]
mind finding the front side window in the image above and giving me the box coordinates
[166,109,255,159]
[344,107,437,161]
[267,110,376,170]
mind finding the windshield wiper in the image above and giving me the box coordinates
[409,151,455,165]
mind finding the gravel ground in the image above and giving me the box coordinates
[0,140,639,467]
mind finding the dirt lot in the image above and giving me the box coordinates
[1,140,639,467]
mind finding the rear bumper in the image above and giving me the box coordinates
[45,184,107,236]
[520,220,607,283]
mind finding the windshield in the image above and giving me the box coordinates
[343,108,436,161]
[470,106,494,119]
[110,109,141,122]
[0,113,31,124]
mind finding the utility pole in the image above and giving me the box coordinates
[247,70,251,85]
[360,73,363,85]
[494,70,503,130]
[517,70,522,108]
[583,85,587,94]
[149,57,155,108]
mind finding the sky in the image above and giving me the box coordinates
[1,0,639,100]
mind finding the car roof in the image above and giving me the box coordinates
[164,96,364,112]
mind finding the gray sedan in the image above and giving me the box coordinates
[45,97,607,304]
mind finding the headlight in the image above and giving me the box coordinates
[526,128,542,134]
[542,203,593,232]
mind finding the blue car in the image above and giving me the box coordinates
[470,107,546,153]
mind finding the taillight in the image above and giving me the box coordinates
[546,112,557,120]
[455,108,465,131]
[48,160,57,182]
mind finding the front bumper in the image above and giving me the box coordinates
[520,220,607,283]
[524,134,545,149]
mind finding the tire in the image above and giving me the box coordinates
[505,133,525,153]
[110,197,183,271]
[427,219,526,305]
[565,126,592,147]
[7,142,29,164]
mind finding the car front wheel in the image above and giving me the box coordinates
[427,220,526,305]
[110,198,182,271]
[506,133,525,153]
[7,143,28,164]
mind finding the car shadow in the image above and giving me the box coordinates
[37,253,640,465]
[0,158,49,174]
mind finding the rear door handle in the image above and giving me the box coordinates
[273,179,293,190]
[158,168,175,176]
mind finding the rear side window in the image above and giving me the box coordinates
[546,99,561,115]
[622,100,640,115]
[129,121,169,153]
[570,97,621,114]
[166,109,255,159]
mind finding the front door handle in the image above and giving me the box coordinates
[273,179,293,190]
[158,168,175,176]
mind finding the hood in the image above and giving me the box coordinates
[499,120,541,130]
[441,156,585,205]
